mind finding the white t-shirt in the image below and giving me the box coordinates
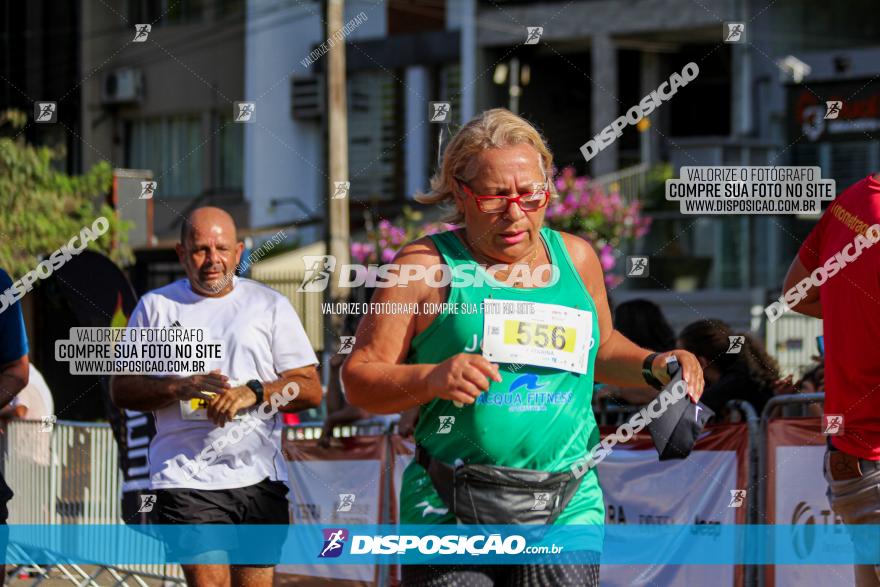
[127,277,318,490]
[12,364,54,421]
[11,365,54,466]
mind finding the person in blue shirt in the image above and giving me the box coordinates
[0,267,30,578]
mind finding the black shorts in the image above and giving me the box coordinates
[0,473,11,562]
[0,472,12,524]
[155,477,290,566]
[121,490,153,527]
[401,551,601,587]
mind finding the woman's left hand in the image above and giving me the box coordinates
[651,350,705,403]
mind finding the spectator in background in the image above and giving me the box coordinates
[614,299,676,352]
[0,267,31,579]
[0,364,54,423]
[677,319,783,418]
[790,360,824,418]
[319,315,414,447]
[595,299,676,406]
[0,364,54,467]
[799,361,824,395]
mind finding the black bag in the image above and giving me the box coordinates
[416,445,583,525]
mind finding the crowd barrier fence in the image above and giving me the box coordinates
[0,393,842,587]
[3,420,184,585]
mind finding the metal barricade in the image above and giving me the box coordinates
[3,402,806,587]
[4,420,184,584]
[756,393,825,587]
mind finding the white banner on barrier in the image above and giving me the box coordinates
[392,438,415,523]
[280,459,381,583]
[774,445,853,586]
[597,449,739,587]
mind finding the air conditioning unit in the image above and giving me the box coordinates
[102,68,145,105]
[291,75,324,120]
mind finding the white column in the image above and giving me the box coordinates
[405,66,430,198]
[457,0,477,122]
[640,52,662,165]
[590,34,618,176]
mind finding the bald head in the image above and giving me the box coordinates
[176,207,243,297]
[180,206,238,246]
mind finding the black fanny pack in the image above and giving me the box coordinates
[415,445,583,525]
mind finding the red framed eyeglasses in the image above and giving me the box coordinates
[456,179,551,214]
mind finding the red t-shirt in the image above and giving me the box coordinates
[798,174,880,459]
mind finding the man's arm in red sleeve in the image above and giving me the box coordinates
[782,218,824,319]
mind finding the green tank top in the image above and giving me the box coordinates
[399,226,605,525]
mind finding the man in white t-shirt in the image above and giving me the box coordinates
[110,207,322,587]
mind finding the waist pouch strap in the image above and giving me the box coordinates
[415,444,583,525]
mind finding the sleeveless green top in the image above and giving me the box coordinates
[399,226,604,525]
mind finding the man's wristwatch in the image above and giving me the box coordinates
[642,352,665,390]
[245,380,264,404]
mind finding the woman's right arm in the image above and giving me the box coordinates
[342,239,500,414]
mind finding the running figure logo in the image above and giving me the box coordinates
[234,102,255,122]
[437,416,455,434]
[298,255,337,292]
[338,336,355,354]
[138,494,157,513]
[823,414,844,435]
[824,101,843,120]
[531,492,552,511]
[318,529,348,558]
[724,23,745,43]
[337,494,356,512]
[34,102,57,124]
[429,102,451,123]
[728,489,746,508]
[416,501,449,517]
[332,181,350,200]
[726,336,744,354]
[627,256,648,277]
[133,24,151,42]
[525,27,543,45]
[39,415,57,432]
[140,181,157,200]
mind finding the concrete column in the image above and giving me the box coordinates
[590,34,618,176]
[731,43,751,136]
[404,66,430,198]
[640,51,662,165]
[456,0,477,122]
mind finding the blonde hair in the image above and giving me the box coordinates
[415,108,555,224]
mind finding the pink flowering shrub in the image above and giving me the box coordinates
[545,167,651,287]
[351,207,455,264]
[352,169,651,289]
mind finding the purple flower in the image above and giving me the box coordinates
[381,247,396,263]
[351,242,375,264]
[389,227,406,246]
[599,244,616,272]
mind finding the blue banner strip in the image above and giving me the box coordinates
[0,525,876,565]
